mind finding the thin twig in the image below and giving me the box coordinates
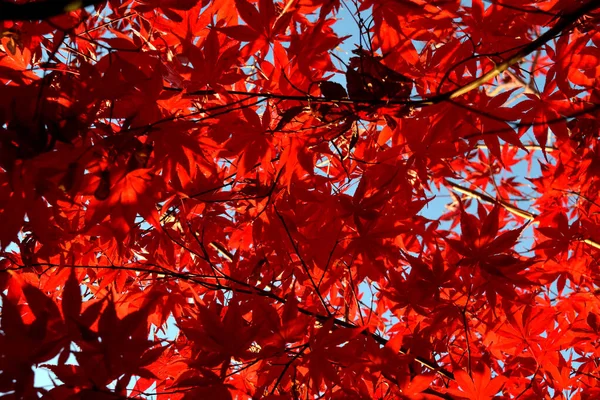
[445,180,600,251]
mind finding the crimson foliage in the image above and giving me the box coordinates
[1,0,600,399]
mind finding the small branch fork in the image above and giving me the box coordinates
[445,180,600,251]
[274,205,332,316]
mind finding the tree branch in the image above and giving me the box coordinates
[432,0,599,104]
[167,0,599,109]
[445,180,600,251]
[1,259,457,381]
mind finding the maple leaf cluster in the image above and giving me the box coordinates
[1,0,600,398]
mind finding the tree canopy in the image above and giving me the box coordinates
[1,0,600,398]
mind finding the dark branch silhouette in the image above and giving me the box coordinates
[0,0,105,21]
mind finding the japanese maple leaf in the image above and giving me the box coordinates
[534,212,578,258]
[518,83,572,159]
[399,374,436,398]
[465,89,526,162]
[224,107,275,180]
[179,300,258,366]
[218,0,294,58]
[184,28,245,90]
[279,135,315,190]
[445,203,528,277]
[85,168,162,240]
[448,367,507,400]
[252,295,310,352]
[0,278,67,397]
